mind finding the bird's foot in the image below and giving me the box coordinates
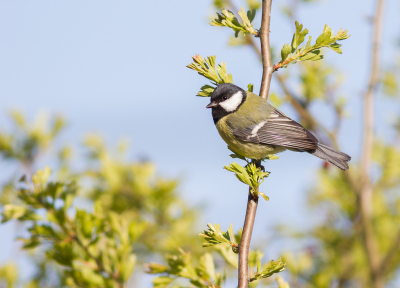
[249,160,265,171]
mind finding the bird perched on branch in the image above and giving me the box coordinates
[206,83,351,170]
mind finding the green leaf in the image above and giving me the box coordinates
[198,85,216,97]
[382,71,399,96]
[198,253,216,281]
[262,154,279,160]
[276,275,291,288]
[32,166,52,187]
[281,44,292,62]
[316,31,331,45]
[214,245,239,267]
[259,192,269,201]
[247,83,254,92]
[152,276,174,286]
[121,254,136,281]
[146,263,170,274]
[247,9,256,23]
[1,205,32,223]
[259,259,286,278]
[18,237,41,250]
[299,50,323,61]
[228,146,248,162]
[79,266,105,286]
[291,21,308,51]
[227,223,234,243]
[0,264,18,287]
[328,42,343,54]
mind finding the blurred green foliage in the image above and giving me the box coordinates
[2,167,140,288]
[0,112,202,287]
[147,249,225,288]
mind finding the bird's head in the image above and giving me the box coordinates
[206,83,246,113]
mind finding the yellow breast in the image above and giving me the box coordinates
[215,117,285,160]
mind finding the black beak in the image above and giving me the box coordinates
[206,102,218,108]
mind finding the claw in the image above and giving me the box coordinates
[247,160,265,171]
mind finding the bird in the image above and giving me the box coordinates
[206,83,351,170]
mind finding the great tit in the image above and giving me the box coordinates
[206,83,351,170]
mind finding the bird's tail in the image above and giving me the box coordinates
[307,143,351,171]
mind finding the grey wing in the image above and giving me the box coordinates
[232,107,318,150]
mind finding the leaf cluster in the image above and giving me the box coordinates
[224,161,270,199]
[0,111,64,165]
[199,223,239,253]
[250,259,286,282]
[146,249,225,288]
[211,7,258,38]
[275,21,349,71]
[187,55,233,97]
[187,55,256,97]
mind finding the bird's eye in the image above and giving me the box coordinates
[223,96,227,100]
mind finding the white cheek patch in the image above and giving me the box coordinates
[219,91,243,112]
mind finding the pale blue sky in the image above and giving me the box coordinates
[0,0,399,285]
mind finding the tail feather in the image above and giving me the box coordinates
[307,143,351,171]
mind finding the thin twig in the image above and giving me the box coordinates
[359,0,385,287]
[275,75,318,128]
[238,188,259,288]
[259,0,273,100]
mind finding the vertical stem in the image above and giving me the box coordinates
[238,1,273,286]
[359,0,385,287]
[360,0,384,214]
[238,188,259,288]
[259,0,273,100]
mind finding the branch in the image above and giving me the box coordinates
[359,0,385,287]
[275,75,318,128]
[259,0,273,100]
[379,229,400,275]
[238,1,272,286]
[238,187,259,288]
